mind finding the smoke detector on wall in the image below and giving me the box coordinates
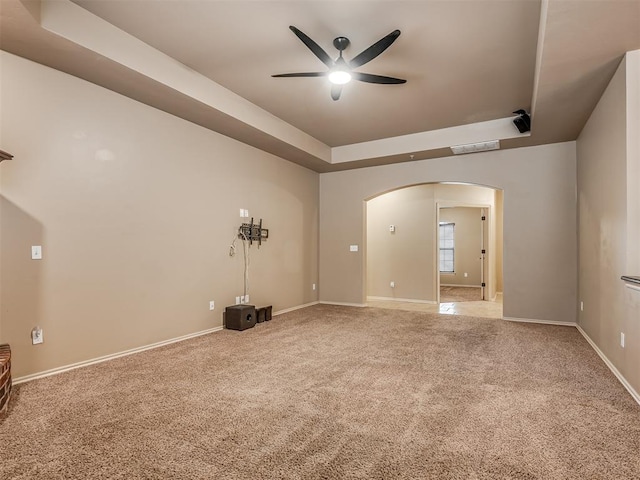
[450,140,500,155]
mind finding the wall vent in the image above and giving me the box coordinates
[450,140,500,155]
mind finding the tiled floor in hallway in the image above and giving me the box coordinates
[367,294,503,319]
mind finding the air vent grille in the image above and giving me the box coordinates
[451,140,500,155]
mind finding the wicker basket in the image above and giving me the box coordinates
[0,344,11,415]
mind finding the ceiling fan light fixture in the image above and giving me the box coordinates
[328,70,352,85]
[274,26,405,99]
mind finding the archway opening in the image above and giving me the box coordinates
[364,182,503,318]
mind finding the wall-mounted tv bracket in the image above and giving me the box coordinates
[239,218,269,247]
[0,149,14,163]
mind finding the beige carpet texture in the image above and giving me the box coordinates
[1,304,639,479]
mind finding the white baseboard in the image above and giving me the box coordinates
[273,301,319,316]
[495,317,639,406]
[13,305,637,409]
[13,326,223,385]
[367,296,437,305]
[318,301,366,308]
[576,325,640,406]
[502,316,577,327]
[13,301,322,385]
[440,284,482,288]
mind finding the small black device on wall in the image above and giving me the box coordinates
[512,109,531,133]
[0,150,14,163]
[224,305,256,331]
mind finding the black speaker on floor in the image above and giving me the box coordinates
[225,305,256,331]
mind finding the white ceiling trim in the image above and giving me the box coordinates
[40,0,331,163]
[530,0,549,119]
[37,0,535,168]
[330,117,529,164]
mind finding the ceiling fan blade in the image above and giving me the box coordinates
[289,26,334,68]
[272,72,327,78]
[331,85,343,101]
[353,72,407,84]
[349,30,401,68]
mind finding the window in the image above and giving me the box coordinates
[439,222,455,273]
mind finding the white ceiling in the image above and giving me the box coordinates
[1,0,639,172]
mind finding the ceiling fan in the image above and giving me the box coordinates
[272,26,407,101]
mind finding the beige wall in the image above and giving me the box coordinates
[0,157,3,343]
[577,50,640,396]
[320,141,577,323]
[0,52,319,379]
[0,156,3,344]
[366,185,436,302]
[439,207,483,287]
[495,189,504,293]
[627,50,640,275]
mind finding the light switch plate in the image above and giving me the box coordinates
[31,245,42,260]
[31,327,43,345]
[349,245,359,252]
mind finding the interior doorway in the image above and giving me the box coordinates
[437,206,487,303]
[365,183,503,318]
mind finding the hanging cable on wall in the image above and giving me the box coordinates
[229,218,268,302]
[240,229,249,300]
[228,231,249,301]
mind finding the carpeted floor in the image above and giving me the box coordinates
[440,286,482,302]
[1,305,639,479]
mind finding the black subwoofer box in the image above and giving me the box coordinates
[225,305,256,331]
[257,305,273,323]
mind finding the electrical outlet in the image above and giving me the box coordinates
[244,294,249,303]
[349,245,358,252]
[621,332,625,348]
[31,245,42,260]
[464,272,468,278]
[209,301,215,311]
[390,281,395,288]
[312,283,316,291]
[580,301,584,312]
[235,296,241,304]
[31,327,43,345]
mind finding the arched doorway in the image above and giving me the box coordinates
[365,183,503,318]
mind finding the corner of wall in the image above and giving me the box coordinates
[576,49,640,397]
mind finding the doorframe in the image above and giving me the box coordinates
[436,202,492,304]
